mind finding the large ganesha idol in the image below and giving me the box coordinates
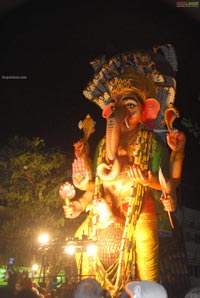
[59,44,190,298]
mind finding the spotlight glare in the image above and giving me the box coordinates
[38,233,49,245]
[86,243,98,255]
[64,245,76,254]
[32,264,39,272]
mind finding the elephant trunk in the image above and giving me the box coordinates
[98,105,129,182]
[97,158,120,181]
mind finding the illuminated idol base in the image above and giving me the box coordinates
[64,225,191,298]
[33,219,191,298]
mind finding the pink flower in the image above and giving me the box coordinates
[59,182,75,199]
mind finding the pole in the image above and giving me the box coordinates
[42,249,46,287]
[79,242,83,282]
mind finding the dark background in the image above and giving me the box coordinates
[0,0,199,209]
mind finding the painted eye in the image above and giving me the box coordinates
[126,102,137,108]
[124,99,138,110]
[110,100,116,111]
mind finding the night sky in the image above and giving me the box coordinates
[0,0,199,209]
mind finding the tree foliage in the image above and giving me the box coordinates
[0,136,73,266]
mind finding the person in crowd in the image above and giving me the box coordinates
[16,287,39,298]
[124,280,168,298]
[16,275,39,297]
[50,288,58,298]
[184,287,200,298]
[74,278,111,298]
[5,258,18,294]
[59,277,74,298]
[0,285,16,298]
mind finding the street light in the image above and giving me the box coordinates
[38,233,49,287]
[64,235,97,281]
[86,243,98,255]
[32,263,39,279]
[32,263,39,272]
[64,241,76,255]
[38,233,49,245]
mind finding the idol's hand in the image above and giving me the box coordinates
[73,139,90,159]
[127,165,152,186]
[72,157,92,190]
[160,194,177,212]
[63,200,83,219]
[160,179,177,212]
[166,130,186,153]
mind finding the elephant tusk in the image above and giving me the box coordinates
[124,117,130,128]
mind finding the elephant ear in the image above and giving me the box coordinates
[141,98,161,129]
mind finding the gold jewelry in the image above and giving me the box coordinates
[120,131,139,163]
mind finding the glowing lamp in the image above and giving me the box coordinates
[86,243,98,255]
[38,233,49,245]
[32,263,39,272]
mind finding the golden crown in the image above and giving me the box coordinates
[111,78,146,101]
[110,67,156,101]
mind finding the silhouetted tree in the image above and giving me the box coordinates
[0,136,73,266]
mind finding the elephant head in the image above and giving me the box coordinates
[96,72,160,182]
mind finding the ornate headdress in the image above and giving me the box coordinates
[83,44,178,130]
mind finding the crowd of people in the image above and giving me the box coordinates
[0,270,74,298]
[0,271,199,298]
